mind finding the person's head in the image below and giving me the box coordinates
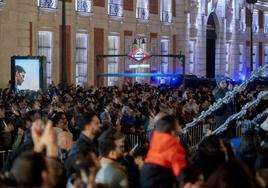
[155,114,177,134]
[153,111,168,124]
[133,146,148,170]
[205,160,255,188]
[215,76,226,89]
[98,128,124,160]
[0,104,5,118]
[76,112,101,138]
[10,151,49,187]
[240,129,260,159]
[178,167,204,188]
[52,112,67,129]
[15,65,26,86]
[192,135,226,179]
[240,129,260,172]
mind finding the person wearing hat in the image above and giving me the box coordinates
[214,76,235,129]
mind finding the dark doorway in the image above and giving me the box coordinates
[206,14,217,78]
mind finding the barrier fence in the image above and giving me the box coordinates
[183,64,268,133]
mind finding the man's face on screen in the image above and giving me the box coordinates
[15,71,25,86]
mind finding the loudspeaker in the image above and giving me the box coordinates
[246,0,257,4]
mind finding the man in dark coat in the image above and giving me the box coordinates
[214,76,235,129]
[65,111,101,176]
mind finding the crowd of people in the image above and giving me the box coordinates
[0,80,267,188]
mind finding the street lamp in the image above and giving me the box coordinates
[133,37,146,49]
[61,0,67,85]
[246,0,257,72]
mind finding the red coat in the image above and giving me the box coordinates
[145,131,187,176]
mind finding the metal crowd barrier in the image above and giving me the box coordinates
[187,123,217,146]
[184,64,268,133]
[123,129,154,149]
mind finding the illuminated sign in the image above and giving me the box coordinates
[128,48,150,62]
[129,64,150,69]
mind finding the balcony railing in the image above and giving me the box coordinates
[264,26,268,34]
[76,0,92,14]
[108,3,123,17]
[161,11,172,23]
[38,0,57,9]
[136,7,149,20]
[240,22,246,32]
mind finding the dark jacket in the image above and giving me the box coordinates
[68,133,98,157]
[65,133,98,176]
[140,163,176,188]
[214,87,235,128]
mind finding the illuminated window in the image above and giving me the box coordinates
[264,45,268,63]
[189,41,195,74]
[108,36,120,86]
[75,33,88,87]
[253,10,259,33]
[225,43,230,76]
[136,0,149,20]
[264,13,268,34]
[253,45,257,70]
[240,8,246,32]
[76,0,93,14]
[160,39,170,73]
[239,44,245,74]
[38,31,53,85]
[108,0,123,17]
[160,0,172,23]
[37,0,57,9]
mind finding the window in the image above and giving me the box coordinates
[160,0,172,23]
[239,44,245,80]
[240,8,246,32]
[264,45,268,64]
[225,43,230,76]
[38,31,53,85]
[136,0,149,20]
[75,33,88,87]
[37,0,57,9]
[264,45,268,76]
[253,45,257,70]
[108,0,123,17]
[108,36,120,86]
[264,13,268,34]
[189,41,195,74]
[253,10,259,33]
[76,0,93,14]
[160,39,170,73]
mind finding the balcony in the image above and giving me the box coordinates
[108,3,123,18]
[76,0,93,16]
[37,0,57,9]
[161,11,172,24]
[136,7,149,21]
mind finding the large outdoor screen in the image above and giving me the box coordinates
[11,56,45,92]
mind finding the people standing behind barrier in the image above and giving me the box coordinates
[214,76,236,128]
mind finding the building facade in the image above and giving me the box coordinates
[0,0,268,88]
